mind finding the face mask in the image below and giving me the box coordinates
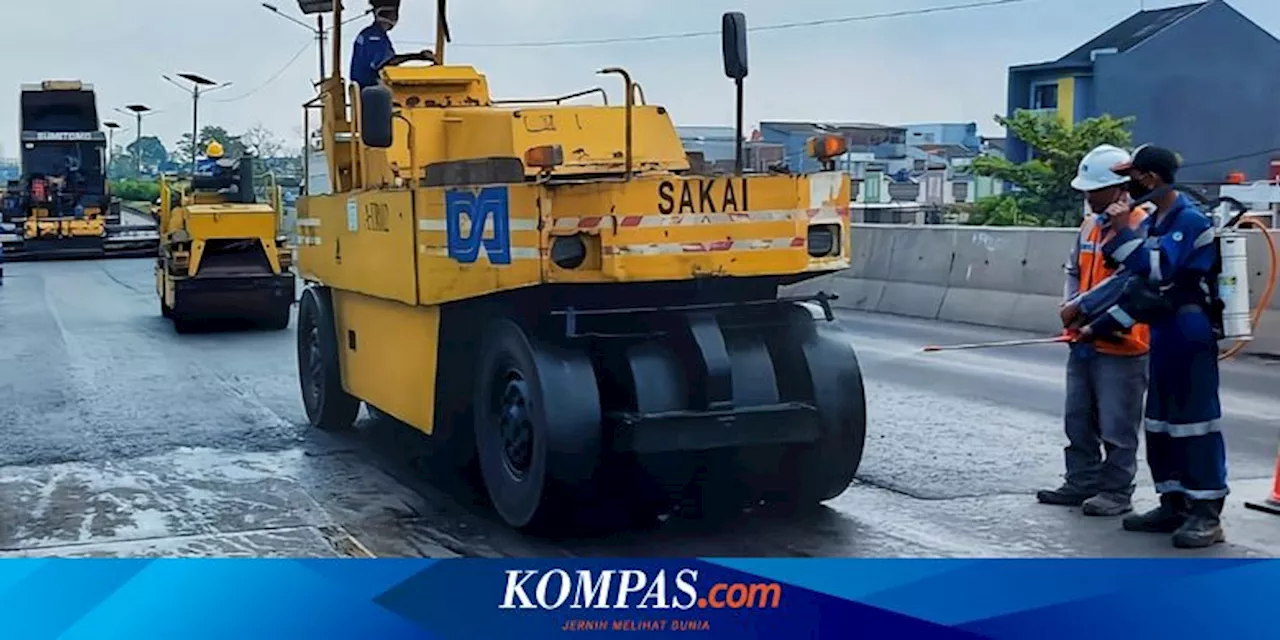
[1126,180,1148,199]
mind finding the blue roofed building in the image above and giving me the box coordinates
[0,158,18,182]
[677,126,785,173]
[1005,0,1280,183]
[677,126,739,165]
[758,121,910,175]
[905,123,981,151]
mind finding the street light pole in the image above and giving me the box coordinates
[192,88,200,173]
[117,105,154,176]
[103,121,120,160]
[317,14,327,79]
[263,2,369,84]
[164,73,231,175]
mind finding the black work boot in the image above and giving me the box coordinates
[1122,492,1188,533]
[1082,492,1134,517]
[1037,484,1093,506]
[1172,499,1226,549]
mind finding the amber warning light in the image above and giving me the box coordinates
[525,145,565,170]
[806,134,848,161]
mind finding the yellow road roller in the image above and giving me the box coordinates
[156,155,295,333]
[294,2,866,531]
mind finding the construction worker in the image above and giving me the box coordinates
[352,2,398,89]
[1071,145,1228,549]
[196,141,225,177]
[1039,144,1150,517]
[351,1,434,89]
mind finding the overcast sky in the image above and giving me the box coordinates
[2,0,1277,157]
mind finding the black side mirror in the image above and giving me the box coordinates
[722,12,748,80]
[723,12,748,175]
[360,85,395,149]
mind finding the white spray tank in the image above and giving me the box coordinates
[1212,200,1252,340]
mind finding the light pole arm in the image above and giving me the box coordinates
[262,3,318,33]
[162,75,189,93]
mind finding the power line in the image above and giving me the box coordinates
[211,41,313,103]
[400,0,1031,49]
[1180,147,1280,170]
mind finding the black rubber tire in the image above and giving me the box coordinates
[473,318,602,531]
[160,298,172,319]
[775,306,868,505]
[297,286,360,431]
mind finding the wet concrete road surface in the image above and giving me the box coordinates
[1,259,1277,558]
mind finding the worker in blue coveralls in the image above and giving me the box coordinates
[351,2,435,89]
[351,3,398,89]
[1063,145,1227,549]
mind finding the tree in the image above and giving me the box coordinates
[971,111,1135,227]
[241,123,284,159]
[124,136,169,173]
[107,154,138,180]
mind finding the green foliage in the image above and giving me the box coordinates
[970,111,1134,227]
[107,155,138,181]
[963,195,1044,226]
[116,123,300,179]
[127,136,169,168]
[110,179,160,203]
[107,136,169,180]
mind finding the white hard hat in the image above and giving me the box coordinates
[1071,144,1131,192]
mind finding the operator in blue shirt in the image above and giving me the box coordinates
[351,2,435,89]
[194,141,225,177]
[351,4,398,88]
[1064,145,1227,549]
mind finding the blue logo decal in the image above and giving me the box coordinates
[445,186,511,265]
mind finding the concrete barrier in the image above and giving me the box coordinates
[785,224,1280,356]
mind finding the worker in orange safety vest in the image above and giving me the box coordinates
[1038,144,1153,517]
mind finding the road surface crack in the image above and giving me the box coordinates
[98,264,147,295]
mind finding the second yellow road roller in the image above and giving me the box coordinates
[156,143,295,333]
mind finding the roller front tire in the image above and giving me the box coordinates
[473,319,602,531]
[297,287,360,431]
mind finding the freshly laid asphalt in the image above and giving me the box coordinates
[1,258,1276,558]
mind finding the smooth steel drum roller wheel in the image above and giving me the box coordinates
[473,318,602,531]
[172,312,199,335]
[260,302,292,331]
[296,286,360,431]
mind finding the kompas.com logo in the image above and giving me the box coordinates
[498,568,783,611]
